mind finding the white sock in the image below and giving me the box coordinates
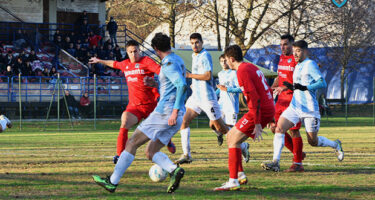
[152,151,177,173]
[229,178,239,184]
[0,120,7,131]
[317,136,337,148]
[272,133,285,162]
[180,127,191,156]
[110,151,134,185]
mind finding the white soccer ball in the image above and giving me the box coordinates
[149,164,168,182]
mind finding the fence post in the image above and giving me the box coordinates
[18,74,22,130]
[345,77,348,126]
[57,73,60,131]
[94,74,97,130]
[373,77,375,126]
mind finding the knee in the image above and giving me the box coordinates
[308,138,318,146]
[275,126,286,134]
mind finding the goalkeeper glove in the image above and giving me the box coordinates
[293,83,308,91]
[283,81,294,91]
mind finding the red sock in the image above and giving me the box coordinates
[237,149,244,173]
[292,137,303,163]
[284,132,293,153]
[116,128,128,156]
[229,148,241,179]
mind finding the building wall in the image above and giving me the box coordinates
[56,0,99,13]
[0,0,43,23]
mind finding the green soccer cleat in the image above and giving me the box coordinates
[167,167,185,193]
[261,161,280,172]
[335,139,344,161]
[92,175,117,193]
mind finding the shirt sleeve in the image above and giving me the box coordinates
[309,60,323,81]
[112,60,126,70]
[238,69,261,124]
[201,54,212,73]
[162,62,187,110]
[227,74,242,93]
[145,57,161,75]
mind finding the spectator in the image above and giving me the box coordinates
[23,61,35,77]
[63,36,71,50]
[81,38,90,49]
[97,45,107,59]
[42,67,50,77]
[88,31,102,48]
[68,32,77,44]
[4,51,15,67]
[106,16,118,45]
[113,45,123,61]
[33,27,43,51]
[53,29,63,43]
[89,45,98,56]
[103,39,112,51]
[79,92,91,117]
[61,90,80,119]
[14,57,26,75]
[19,50,28,62]
[13,29,27,49]
[67,43,76,57]
[75,44,85,60]
[5,65,14,79]
[55,35,64,48]
[0,54,5,73]
[80,19,91,35]
[27,50,38,62]
[50,67,58,77]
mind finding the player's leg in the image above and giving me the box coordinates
[0,115,12,133]
[210,118,229,146]
[273,104,294,154]
[214,126,248,191]
[304,118,344,161]
[203,100,227,146]
[93,129,150,192]
[177,107,199,164]
[284,128,304,172]
[114,110,139,164]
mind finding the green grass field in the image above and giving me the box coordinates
[0,118,374,199]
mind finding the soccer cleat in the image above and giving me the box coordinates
[217,134,223,146]
[92,175,117,193]
[113,155,119,164]
[0,115,12,129]
[284,164,304,172]
[241,142,250,163]
[167,167,185,193]
[335,139,344,161]
[302,152,306,160]
[238,174,248,185]
[167,140,176,154]
[261,161,280,172]
[214,180,240,191]
[175,154,192,165]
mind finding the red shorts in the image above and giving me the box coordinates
[275,103,301,130]
[235,109,275,138]
[124,102,157,122]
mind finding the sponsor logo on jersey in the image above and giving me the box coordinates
[124,69,145,76]
[127,77,138,82]
[135,64,140,68]
[278,65,295,71]
[240,118,248,128]
[288,58,292,63]
[126,66,129,69]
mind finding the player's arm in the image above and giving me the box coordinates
[186,70,211,81]
[271,77,279,89]
[238,71,261,124]
[88,57,115,68]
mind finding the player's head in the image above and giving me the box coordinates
[280,34,294,56]
[219,54,229,70]
[151,33,171,57]
[190,33,203,53]
[292,40,308,63]
[224,45,243,70]
[125,40,141,63]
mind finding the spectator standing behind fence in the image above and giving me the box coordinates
[80,92,91,117]
[14,29,27,49]
[107,17,118,46]
[61,90,80,119]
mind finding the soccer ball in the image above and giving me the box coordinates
[149,164,168,182]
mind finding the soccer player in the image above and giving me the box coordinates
[88,40,176,164]
[262,34,305,172]
[216,54,250,163]
[261,40,344,172]
[214,45,275,191]
[0,115,12,133]
[176,33,229,164]
[92,32,187,193]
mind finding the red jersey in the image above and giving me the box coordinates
[237,62,274,124]
[113,56,160,105]
[277,54,297,106]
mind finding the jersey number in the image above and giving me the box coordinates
[256,70,269,91]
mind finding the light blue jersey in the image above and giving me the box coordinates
[216,69,241,114]
[155,52,187,115]
[291,58,326,117]
[191,49,217,101]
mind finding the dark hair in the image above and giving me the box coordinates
[151,33,171,52]
[224,45,243,62]
[190,33,203,42]
[280,34,294,43]
[293,40,308,49]
[219,54,225,59]
[125,40,139,49]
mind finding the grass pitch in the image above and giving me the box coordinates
[0,117,374,199]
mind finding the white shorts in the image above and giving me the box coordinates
[185,97,221,120]
[281,106,320,133]
[221,111,237,126]
[137,111,183,145]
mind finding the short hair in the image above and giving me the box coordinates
[219,54,225,60]
[293,40,308,49]
[280,34,294,43]
[190,33,203,42]
[125,40,139,49]
[224,45,243,62]
[151,33,171,52]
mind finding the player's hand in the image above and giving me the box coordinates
[273,86,287,95]
[168,109,178,126]
[216,85,227,91]
[252,124,266,142]
[283,81,294,91]
[88,57,100,64]
[293,83,308,91]
[144,76,158,88]
[186,71,192,78]
[267,121,276,133]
